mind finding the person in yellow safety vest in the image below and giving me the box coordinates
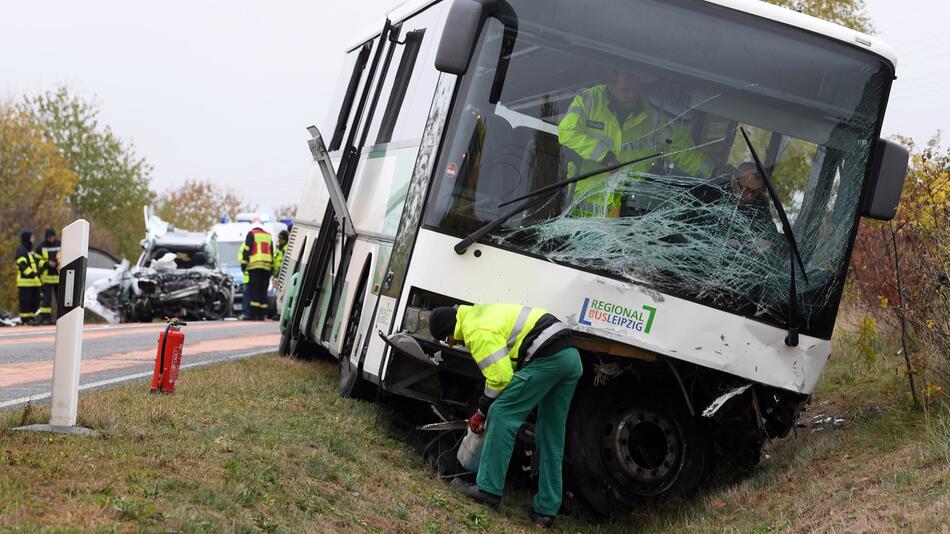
[35,228,61,325]
[241,218,274,320]
[558,71,708,217]
[429,304,581,529]
[272,230,288,279]
[15,231,42,325]
[237,241,251,319]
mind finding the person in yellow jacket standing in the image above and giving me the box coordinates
[558,71,707,217]
[35,228,61,325]
[272,230,288,279]
[429,304,581,529]
[241,218,274,320]
[15,230,42,325]
[237,241,251,319]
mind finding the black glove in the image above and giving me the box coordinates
[478,393,496,414]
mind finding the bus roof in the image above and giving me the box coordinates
[346,0,897,71]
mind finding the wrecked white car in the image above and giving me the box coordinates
[85,209,234,323]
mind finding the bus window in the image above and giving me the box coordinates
[376,28,425,145]
[328,41,373,151]
[362,4,446,148]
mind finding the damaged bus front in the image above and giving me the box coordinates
[279,0,908,513]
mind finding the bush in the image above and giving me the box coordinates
[849,136,949,407]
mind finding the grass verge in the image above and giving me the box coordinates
[1,339,947,532]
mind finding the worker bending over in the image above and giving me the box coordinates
[429,304,582,529]
[241,218,274,320]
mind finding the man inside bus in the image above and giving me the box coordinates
[728,161,783,247]
[557,69,708,217]
[429,304,581,529]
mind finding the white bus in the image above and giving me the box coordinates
[276,0,908,512]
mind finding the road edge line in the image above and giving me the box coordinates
[0,348,275,412]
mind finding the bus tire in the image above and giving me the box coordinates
[566,379,713,516]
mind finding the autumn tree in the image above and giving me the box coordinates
[768,0,873,33]
[22,87,155,259]
[0,102,79,310]
[155,179,252,231]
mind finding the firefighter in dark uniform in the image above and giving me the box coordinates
[429,304,582,528]
[15,231,42,325]
[241,218,274,320]
[36,228,61,325]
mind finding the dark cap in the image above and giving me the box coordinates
[278,230,289,240]
[428,307,457,341]
[45,228,56,238]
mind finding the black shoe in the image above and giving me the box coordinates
[450,478,500,509]
[522,504,555,529]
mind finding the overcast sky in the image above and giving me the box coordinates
[0,0,946,214]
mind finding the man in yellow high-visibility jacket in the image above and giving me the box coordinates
[429,304,581,529]
[272,230,288,279]
[558,71,708,217]
[36,228,61,325]
[241,218,274,320]
[237,242,251,319]
[15,231,42,324]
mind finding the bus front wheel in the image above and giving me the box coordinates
[566,380,713,515]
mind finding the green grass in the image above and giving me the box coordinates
[1,333,948,532]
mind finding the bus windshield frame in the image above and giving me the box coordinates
[423,0,893,338]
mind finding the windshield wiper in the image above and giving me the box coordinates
[738,127,808,347]
[454,152,662,254]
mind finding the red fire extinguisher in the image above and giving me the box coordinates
[151,318,186,394]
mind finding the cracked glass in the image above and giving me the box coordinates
[424,0,892,336]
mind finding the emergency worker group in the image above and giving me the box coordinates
[13,220,290,324]
[13,228,61,325]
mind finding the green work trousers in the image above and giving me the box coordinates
[476,347,583,516]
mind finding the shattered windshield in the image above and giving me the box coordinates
[423,0,891,336]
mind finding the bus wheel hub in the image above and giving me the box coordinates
[602,409,680,484]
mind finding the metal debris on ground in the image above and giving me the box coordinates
[0,310,21,327]
[797,412,847,432]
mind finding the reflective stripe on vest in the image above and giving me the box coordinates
[456,304,547,399]
[558,84,707,217]
[247,229,273,271]
[16,254,42,288]
[39,246,61,284]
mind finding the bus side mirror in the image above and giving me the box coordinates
[435,0,496,74]
[862,138,909,221]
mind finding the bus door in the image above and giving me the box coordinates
[310,4,451,358]
[291,27,387,352]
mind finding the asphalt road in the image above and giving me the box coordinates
[0,319,280,411]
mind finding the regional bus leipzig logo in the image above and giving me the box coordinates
[578,298,657,334]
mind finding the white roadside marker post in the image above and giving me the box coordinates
[15,219,97,436]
